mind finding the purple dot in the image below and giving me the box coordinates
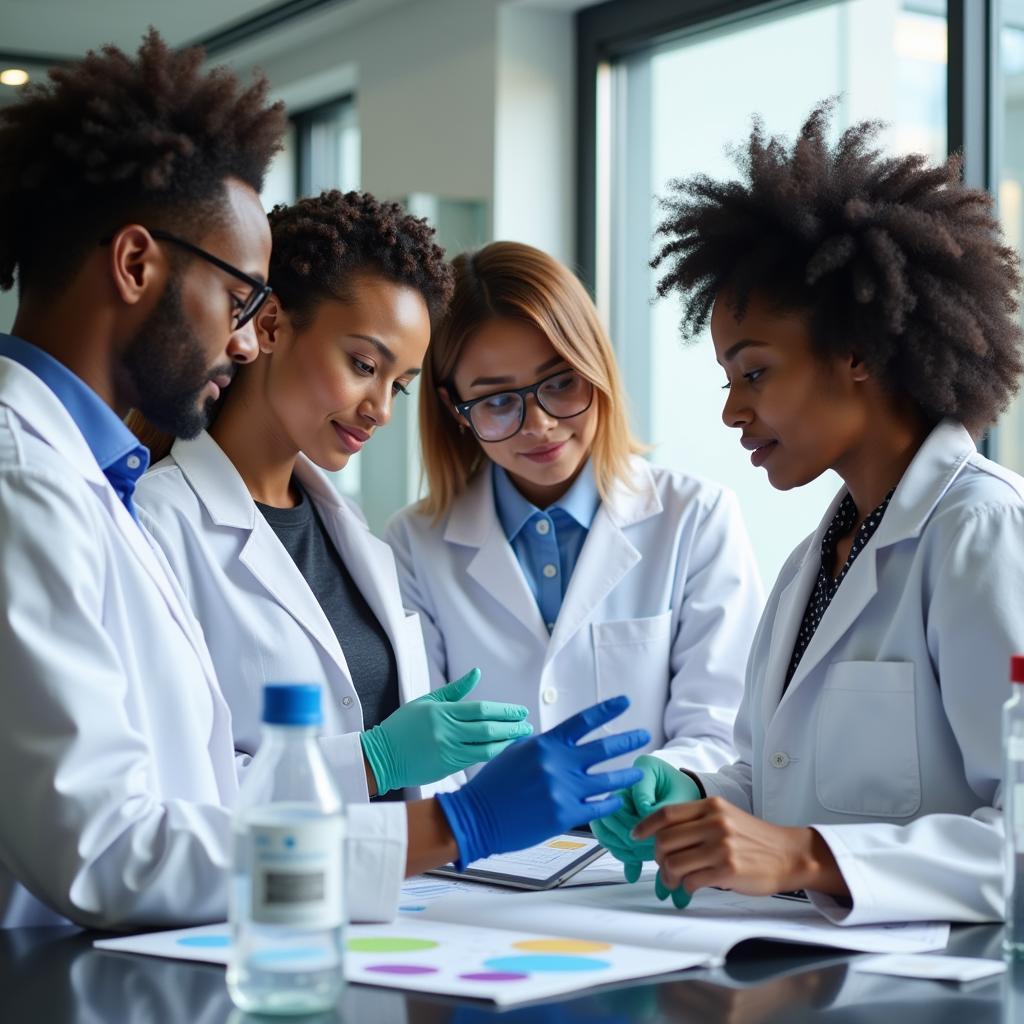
[460,971,529,982]
[365,964,439,975]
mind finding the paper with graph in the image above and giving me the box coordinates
[93,875,949,1005]
[94,917,706,1006]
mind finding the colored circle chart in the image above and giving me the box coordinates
[177,934,229,949]
[483,954,611,973]
[366,964,439,975]
[513,938,611,954]
[348,937,439,954]
[460,971,529,982]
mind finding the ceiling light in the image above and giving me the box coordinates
[0,69,29,87]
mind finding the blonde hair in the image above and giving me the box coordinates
[419,241,644,520]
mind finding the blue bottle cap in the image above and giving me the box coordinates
[262,683,323,726]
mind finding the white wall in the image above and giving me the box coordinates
[494,5,576,264]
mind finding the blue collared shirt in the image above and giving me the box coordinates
[0,334,149,518]
[493,460,601,632]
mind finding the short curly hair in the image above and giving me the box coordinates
[651,99,1024,433]
[267,190,454,326]
[0,28,285,296]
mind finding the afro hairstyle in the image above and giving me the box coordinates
[267,190,454,326]
[0,28,286,297]
[651,99,1024,433]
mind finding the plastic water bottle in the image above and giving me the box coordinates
[227,683,345,1013]
[1004,656,1024,956]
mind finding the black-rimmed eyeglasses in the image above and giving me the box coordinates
[452,368,595,443]
[147,229,271,329]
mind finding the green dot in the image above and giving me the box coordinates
[347,937,439,953]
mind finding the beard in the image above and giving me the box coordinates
[121,276,233,439]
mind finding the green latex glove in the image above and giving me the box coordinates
[591,754,701,887]
[359,669,532,794]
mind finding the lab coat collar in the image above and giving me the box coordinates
[170,431,259,530]
[445,464,549,643]
[443,457,662,650]
[171,431,360,692]
[445,455,662,546]
[767,418,976,712]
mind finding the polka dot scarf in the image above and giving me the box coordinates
[783,488,895,693]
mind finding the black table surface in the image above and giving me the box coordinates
[2,920,1021,1023]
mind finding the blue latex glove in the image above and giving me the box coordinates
[592,754,701,894]
[360,669,532,794]
[436,695,650,869]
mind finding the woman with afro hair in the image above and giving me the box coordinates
[132,191,539,809]
[594,100,1024,925]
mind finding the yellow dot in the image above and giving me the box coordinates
[0,69,29,87]
[513,938,611,953]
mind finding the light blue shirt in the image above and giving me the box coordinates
[493,460,601,632]
[0,333,149,518]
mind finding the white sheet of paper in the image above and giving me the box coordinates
[93,917,709,1006]
[419,884,950,963]
[852,954,1006,982]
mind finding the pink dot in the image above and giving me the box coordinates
[459,971,529,982]
[366,964,438,975]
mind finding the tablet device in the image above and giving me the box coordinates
[426,831,606,890]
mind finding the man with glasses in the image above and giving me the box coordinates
[0,30,285,929]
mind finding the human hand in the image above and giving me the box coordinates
[436,695,650,868]
[633,797,849,907]
[591,754,700,882]
[360,669,532,794]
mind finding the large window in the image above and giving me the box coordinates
[587,0,948,584]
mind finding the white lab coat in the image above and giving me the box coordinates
[696,419,1024,926]
[135,431,461,804]
[0,358,405,929]
[385,457,764,774]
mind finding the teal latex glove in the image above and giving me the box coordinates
[591,754,701,892]
[359,669,532,795]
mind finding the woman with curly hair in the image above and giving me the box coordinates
[133,191,537,807]
[594,101,1024,925]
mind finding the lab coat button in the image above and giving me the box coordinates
[542,563,557,578]
[542,687,557,704]
[342,696,354,708]
[535,518,551,535]
[770,751,789,768]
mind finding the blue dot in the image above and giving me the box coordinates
[484,955,610,973]
[177,934,230,948]
[400,905,427,913]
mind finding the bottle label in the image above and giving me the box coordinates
[250,817,344,928]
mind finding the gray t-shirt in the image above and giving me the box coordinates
[255,483,401,738]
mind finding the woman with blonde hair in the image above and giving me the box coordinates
[386,241,764,777]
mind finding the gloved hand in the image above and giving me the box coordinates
[436,695,650,868]
[592,754,701,886]
[360,669,532,794]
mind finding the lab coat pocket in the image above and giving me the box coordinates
[592,612,673,729]
[815,661,921,818]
